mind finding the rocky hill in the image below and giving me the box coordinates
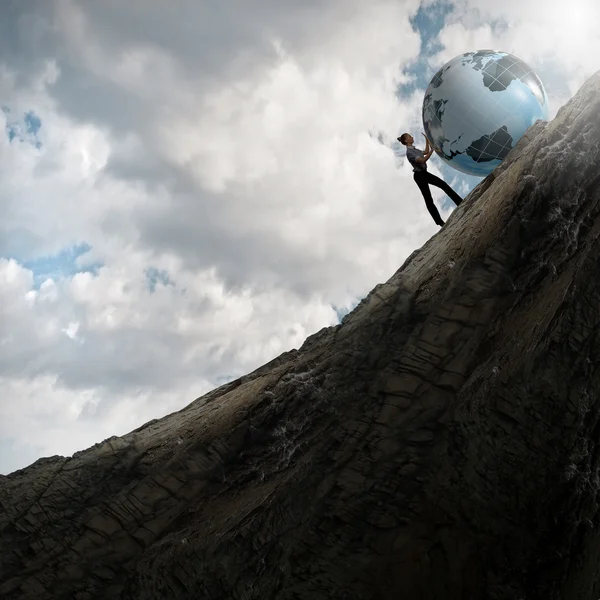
[2,71,600,600]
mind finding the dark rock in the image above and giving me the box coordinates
[2,70,600,600]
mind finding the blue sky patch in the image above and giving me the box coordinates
[24,111,42,136]
[146,267,173,292]
[397,0,455,98]
[4,108,43,149]
[21,243,103,288]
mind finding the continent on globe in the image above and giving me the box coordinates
[465,126,513,163]
[422,50,549,177]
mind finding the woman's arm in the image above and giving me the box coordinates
[417,133,437,163]
[416,147,435,164]
[422,132,430,152]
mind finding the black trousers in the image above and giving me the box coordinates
[413,170,463,225]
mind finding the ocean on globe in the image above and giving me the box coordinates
[422,50,549,177]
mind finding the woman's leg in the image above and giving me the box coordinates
[414,174,445,225]
[424,172,463,206]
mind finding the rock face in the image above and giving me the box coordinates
[2,72,600,600]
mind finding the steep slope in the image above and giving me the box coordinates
[1,71,600,600]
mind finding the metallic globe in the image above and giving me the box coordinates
[423,50,549,177]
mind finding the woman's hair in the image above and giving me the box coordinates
[398,133,410,145]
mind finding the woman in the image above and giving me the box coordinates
[397,132,463,226]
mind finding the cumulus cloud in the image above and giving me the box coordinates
[0,0,432,474]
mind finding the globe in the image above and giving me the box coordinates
[422,50,549,177]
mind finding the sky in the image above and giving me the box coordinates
[1,0,598,474]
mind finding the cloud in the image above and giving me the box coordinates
[0,372,210,474]
[0,254,340,474]
[0,0,443,474]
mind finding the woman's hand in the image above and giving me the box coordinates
[422,132,431,151]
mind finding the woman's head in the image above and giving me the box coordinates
[398,133,413,146]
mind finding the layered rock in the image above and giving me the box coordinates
[1,71,600,600]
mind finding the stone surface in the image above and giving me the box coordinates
[2,71,600,600]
